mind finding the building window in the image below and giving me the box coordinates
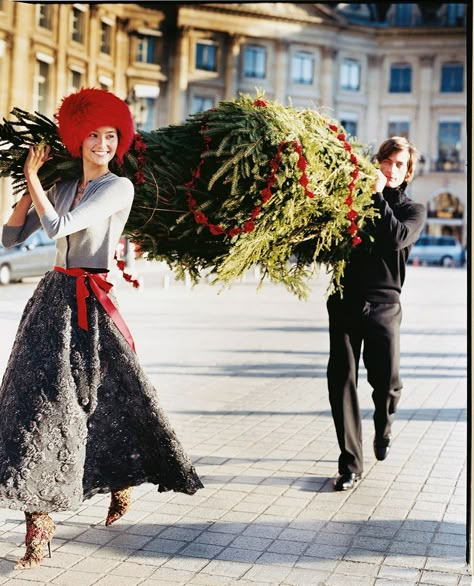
[291,51,314,85]
[34,60,50,115]
[340,59,360,91]
[70,69,83,91]
[340,119,357,138]
[441,63,463,92]
[437,121,462,171]
[71,6,85,43]
[100,21,112,55]
[388,121,410,138]
[37,3,52,29]
[389,64,412,92]
[243,45,266,79]
[195,41,218,72]
[136,35,158,64]
[446,3,465,26]
[192,96,214,114]
[393,3,414,26]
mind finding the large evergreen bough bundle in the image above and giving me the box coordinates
[0,94,379,298]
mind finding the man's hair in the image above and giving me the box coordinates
[375,136,419,183]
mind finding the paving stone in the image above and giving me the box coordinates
[419,569,462,585]
[200,559,252,578]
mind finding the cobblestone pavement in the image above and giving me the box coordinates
[0,264,468,585]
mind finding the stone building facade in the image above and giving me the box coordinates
[0,2,467,243]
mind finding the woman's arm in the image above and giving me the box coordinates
[41,177,134,239]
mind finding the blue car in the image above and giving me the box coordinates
[0,229,56,285]
[408,235,465,267]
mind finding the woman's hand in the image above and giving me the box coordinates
[374,169,387,193]
[23,144,51,179]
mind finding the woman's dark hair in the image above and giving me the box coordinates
[375,136,419,183]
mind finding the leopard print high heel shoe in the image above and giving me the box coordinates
[105,487,132,526]
[14,512,55,570]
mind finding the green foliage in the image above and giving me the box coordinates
[0,94,379,298]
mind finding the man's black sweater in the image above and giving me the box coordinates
[341,183,426,303]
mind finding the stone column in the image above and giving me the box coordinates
[274,40,289,103]
[320,46,337,111]
[87,5,99,86]
[224,34,242,100]
[55,5,69,99]
[168,26,190,123]
[9,2,34,109]
[366,54,383,144]
[416,55,434,166]
[114,17,129,98]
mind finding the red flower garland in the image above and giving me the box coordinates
[131,133,147,185]
[327,124,362,246]
[185,100,315,237]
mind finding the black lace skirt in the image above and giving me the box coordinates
[0,270,203,512]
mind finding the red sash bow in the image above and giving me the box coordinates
[54,266,136,353]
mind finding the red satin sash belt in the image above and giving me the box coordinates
[54,266,136,353]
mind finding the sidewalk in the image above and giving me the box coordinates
[0,265,469,585]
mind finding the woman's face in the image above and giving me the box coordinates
[81,126,118,168]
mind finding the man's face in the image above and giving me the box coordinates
[379,149,410,188]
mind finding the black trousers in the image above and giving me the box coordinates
[327,296,402,474]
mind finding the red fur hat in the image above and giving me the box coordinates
[56,88,135,162]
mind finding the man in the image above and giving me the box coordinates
[327,136,426,491]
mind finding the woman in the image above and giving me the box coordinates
[0,88,203,569]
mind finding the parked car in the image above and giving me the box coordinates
[0,229,56,285]
[408,235,465,267]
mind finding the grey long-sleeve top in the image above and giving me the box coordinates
[1,173,134,270]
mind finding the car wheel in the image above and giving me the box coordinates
[0,264,11,285]
[441,256,454,267]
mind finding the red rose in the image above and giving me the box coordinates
[337,133,346,141]
[350,168,359,179]
[348,181,356,192]
[299,174,309,188]
[209,224,225,235]
[345,195,353,206]
[261,187,272,202]
[194,211,208,225]
[253,99,267,107]
[243,220,255,233]
[134,171,145,184]
[347,221,358,235]
[347,209,358,221]
[343,142,352,152]
[352,235,362,246]
[329,124,338,132]
[251,206,262,219]
[350,154,358,165]
[297,156,307,171]
[228,227,242,237]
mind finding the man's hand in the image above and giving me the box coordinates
[374,169,387,193]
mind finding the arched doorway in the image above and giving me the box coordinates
[426,191,464,243]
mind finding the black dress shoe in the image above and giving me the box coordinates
[333,472,362,491]
[373,435,391,461]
